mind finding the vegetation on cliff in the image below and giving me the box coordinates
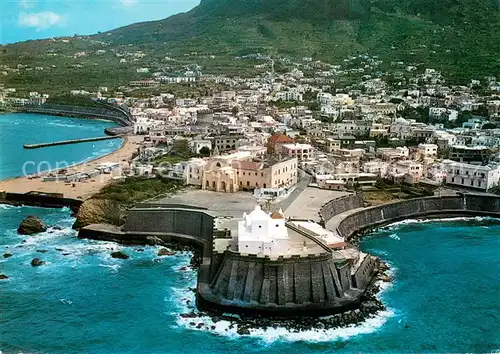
[74,177,183,229]
[0,0,498,94]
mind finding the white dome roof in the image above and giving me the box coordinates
[248,205,269,220]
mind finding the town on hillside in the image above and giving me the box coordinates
[1,52,500,203]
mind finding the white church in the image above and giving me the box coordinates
[237,205,291,256]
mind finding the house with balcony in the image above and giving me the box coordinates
[281,143,314,160]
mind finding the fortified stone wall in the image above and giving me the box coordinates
[198,250,366,315]
[124,208,214,244]
[320,194,364,224]
[336,195,500,240]
[352,256,378,289]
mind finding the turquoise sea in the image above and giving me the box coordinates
[1,114,499,353]
[0,113,123,179]
[1,207,499,353]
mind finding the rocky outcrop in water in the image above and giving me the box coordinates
[158,248,176,257]
[0,274,9,280]
[17,216,47,235]
[3,253,12,258]
[31,258,45,267]
[73,199,123,230]
[110,251,129,259]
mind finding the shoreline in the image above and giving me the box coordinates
[0,135,143,200]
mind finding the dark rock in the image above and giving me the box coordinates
[0,274,9,280]
[196,322,204,329]
[210,325,216,330]
[158,248,176,257]
[237,326,251,335]
[52,226,63,230]
[36,250,48,253]
[3,253,12,258]
[180,312,198,319]
[179,266,188,271]
[110,251,129,259]
[55,248,64,252]
[378,273,392,282]
[189,322,196,326]
[18,216,47,235]
[31,258,45,267]
[145,236,164,246]
[136,249,144,252]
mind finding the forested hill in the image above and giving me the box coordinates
[1,0,498,93]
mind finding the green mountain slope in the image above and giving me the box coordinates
[1,0,499,94]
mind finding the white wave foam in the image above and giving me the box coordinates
[387,216,499,229]
[99,264,121,272]
[172,268,396,343]
[175,307,394,343]
[0,204,20,210]
[388,233,400,240]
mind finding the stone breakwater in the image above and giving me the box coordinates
[24,135,121,149]
[17,103,132,127]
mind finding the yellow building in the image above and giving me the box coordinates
[202,156,298,193]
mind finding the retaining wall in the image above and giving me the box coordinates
[336,194,500,240]
[320,194,364,224]
[124,207,215,245]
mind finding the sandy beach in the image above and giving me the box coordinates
[0,135,144,200]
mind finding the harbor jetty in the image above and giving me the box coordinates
[24,136,121,149]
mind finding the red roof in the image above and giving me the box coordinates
[269,134,294,144]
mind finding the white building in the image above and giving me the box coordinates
[444,161,500,191]
[418,143,438,158]
[237,206,290,256]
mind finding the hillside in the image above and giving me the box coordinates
[1,0,499,94]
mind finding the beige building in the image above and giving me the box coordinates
[281,143,314,160]
[202,157,298,193]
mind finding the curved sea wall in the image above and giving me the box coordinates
[335,194,500,240]
[17,103,132,126]
[320,194,364,225]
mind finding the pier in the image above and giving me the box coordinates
[24,136,121,149]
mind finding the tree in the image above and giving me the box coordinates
[199,146,211,156]
[482,123,497,130]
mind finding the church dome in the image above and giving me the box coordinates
[248,205,269,220]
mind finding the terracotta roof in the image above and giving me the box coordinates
[270,211,284,219]
[269,134,294,144]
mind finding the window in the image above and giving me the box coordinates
[261,173,264,177]
[255,172,258,176]
[246,181,250,186]
[452,177,455,182]
[275,224,279,227]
